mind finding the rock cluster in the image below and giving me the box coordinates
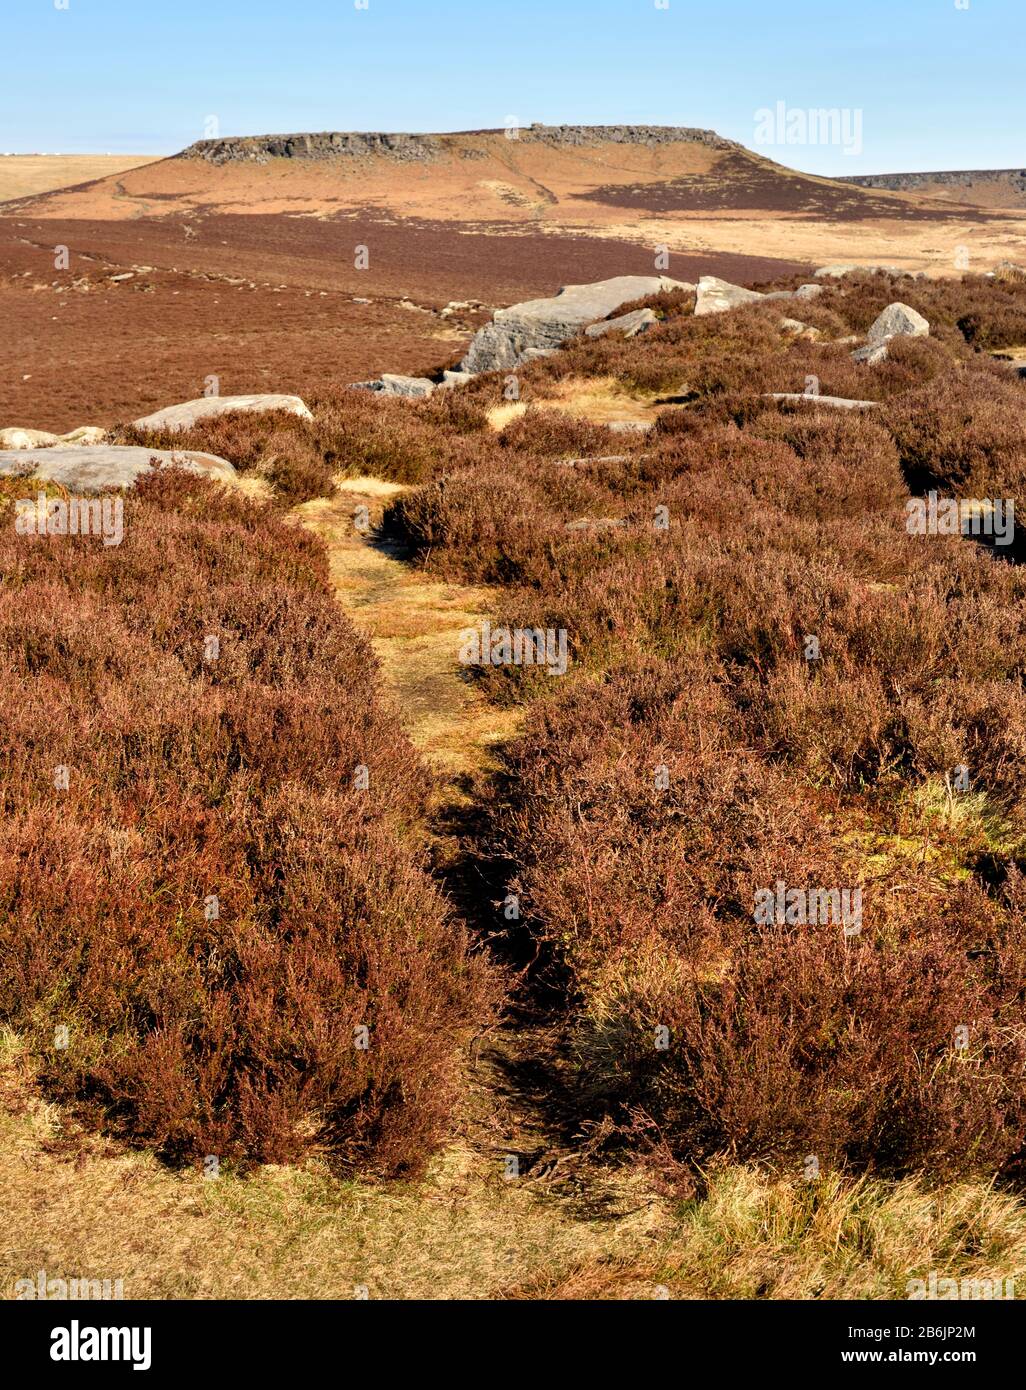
[349,374,437,399]
[0,425,106,449]
[456,275,692,374]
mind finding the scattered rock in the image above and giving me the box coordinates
[59,426,108,445]
[561,454,632,467]
[0,428,60,450]
[867,302,930,344]
[0,446,237,493]
[381,374,436,398]
[765,393,879,410]
[459,275,690,373]
[814,263,911,278]
[764,284,824,303]
[851,342,890,366]
[779,317,820,339]
[349,374,436,398]
[585,307,658,339]
[438,370,474,389]
[694,276,765,316]
[0,425,110,450]
[606,420,654,434]
[133,394,313,432]
[439,299,488,319]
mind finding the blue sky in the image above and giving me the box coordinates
[2,0,1022,175]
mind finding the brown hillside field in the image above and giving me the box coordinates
[2,129,1023,434]
[0,212,803,432]
[8,130,1024,272]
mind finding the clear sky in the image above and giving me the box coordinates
[2,0,1022,175]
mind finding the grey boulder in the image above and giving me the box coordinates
[0,425,108,449]
[763,284,825,304]
[867,302,929,344]
[0,428,60,449]
[851,342,890,366]
[779,317,820,339]
[380,374,436,398]
[0,446,237,493]
[349,375,436,398]
[694,276,766,316]
[133,393,312,432]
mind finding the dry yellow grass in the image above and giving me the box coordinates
[487,377,661,432]
[5,1027,1023,1301]
[0,1029,669,1301]
[0,155,158,203]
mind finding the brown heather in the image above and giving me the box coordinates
[0,472,499,1173]
[7,266,1026,1191]
[382,273,1026,1181]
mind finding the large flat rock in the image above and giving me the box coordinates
[764,393,879,410]
[133,393,312,432]
[694,276,766,316]
[348,374,436,398]
[459,276,689,373]
[0,446,237,493]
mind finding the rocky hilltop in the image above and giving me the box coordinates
[836,168,1026,211]
[181,124,736,165]
[839,168,1026,193]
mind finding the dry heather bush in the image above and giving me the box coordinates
[0,472,499,1172]
[884,369,1026,501]
[76,270,1026,1183]
[111,409,338,507]
[496,408,627,460]
[113,390,493,504]
[522,299,968,405]
[493,665,1026,1177]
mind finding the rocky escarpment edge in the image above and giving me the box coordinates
[179,125,737,165]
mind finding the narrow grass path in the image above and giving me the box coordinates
[295,476,521,808]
